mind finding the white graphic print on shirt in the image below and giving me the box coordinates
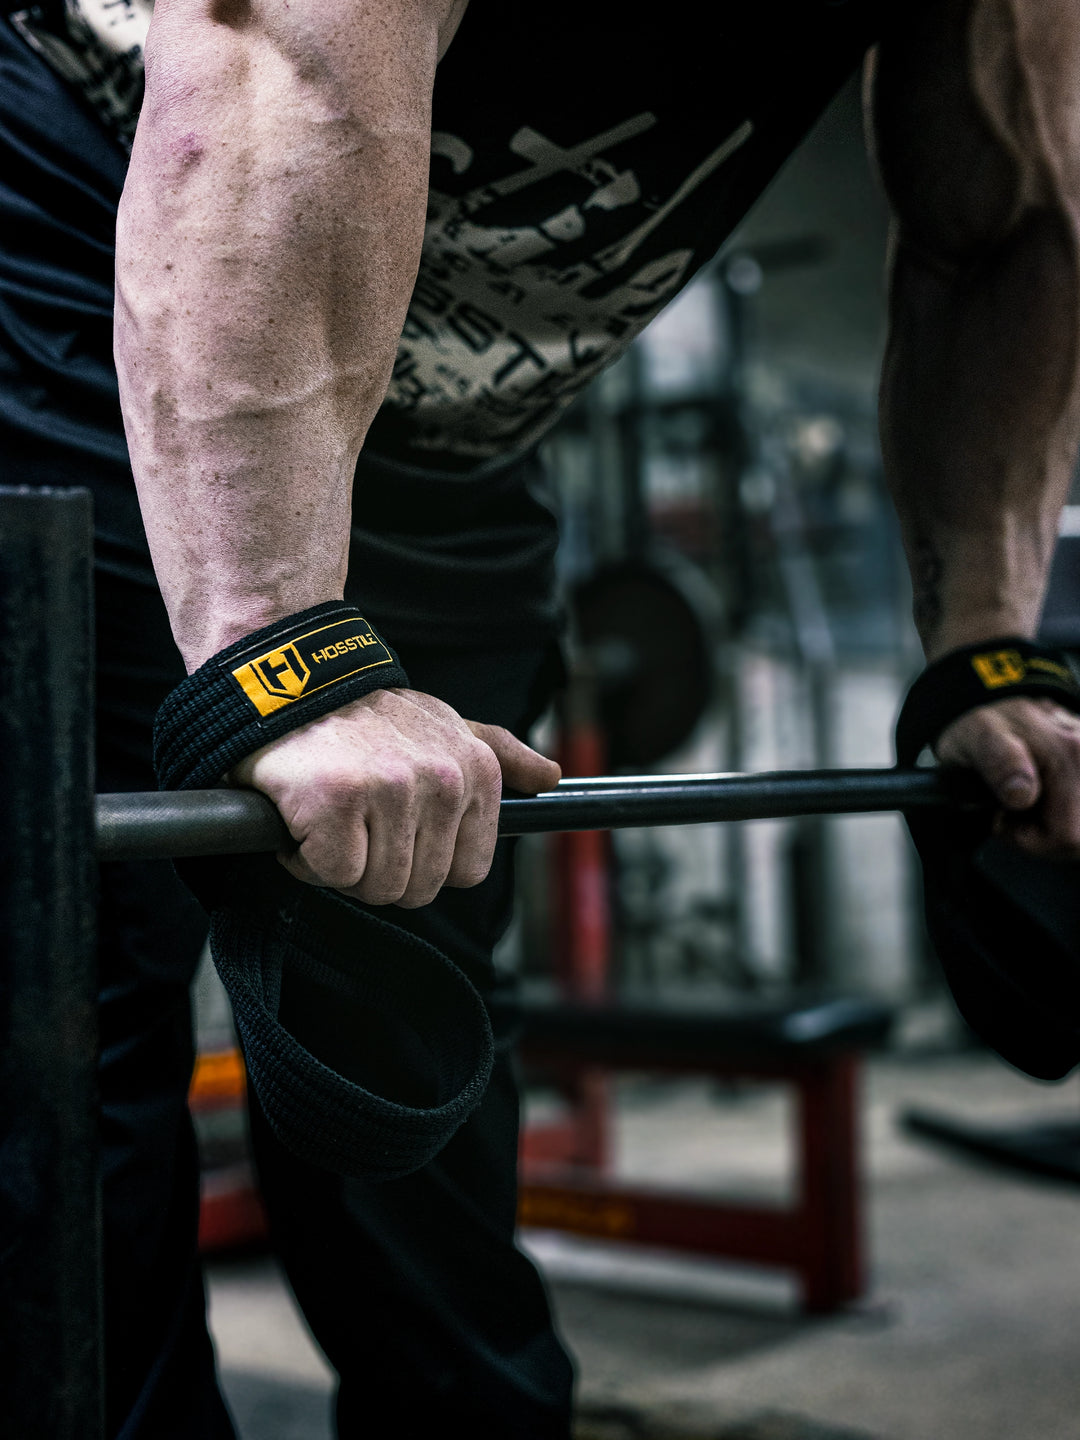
[389,116,752,461]
[11,0,150,149]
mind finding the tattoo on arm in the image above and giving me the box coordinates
[910,531,943,640]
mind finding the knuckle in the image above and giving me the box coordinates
[360,884,407,907]
[295,832,368,891]
[453,863,493,891]
[327,870,366,892]
[982,720,1025,755]
[420,759,467,809]
[357,868,410,906]
[318,766,366,806]
[936,712,984,762]
[395,882,441,910]
[281,855,322,888]
[983,735,1031,776]
[374,765,417,809]
[449,845,496,890]
[308,856,365,891]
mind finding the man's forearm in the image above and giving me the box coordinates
[111,0,557,908]
[874,0,1080,661]
[880,210,1080,659]
[115,0,443,669]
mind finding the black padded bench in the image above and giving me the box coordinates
[514,992,893,1312]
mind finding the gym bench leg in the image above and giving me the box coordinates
[797,1054,864,1312]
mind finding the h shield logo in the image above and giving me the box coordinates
[971,649,1026,690]
[232,642,312,717]
[251,645,310,698]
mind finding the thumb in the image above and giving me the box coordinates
[467,721,562,794]
[936,710,1040,811]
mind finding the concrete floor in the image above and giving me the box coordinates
[207,1051,1080,1440]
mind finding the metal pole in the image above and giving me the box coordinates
[0,487,102,1438]
[94,767,986,862]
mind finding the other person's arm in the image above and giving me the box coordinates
[873,0,1080,854]
[116,0,558,907]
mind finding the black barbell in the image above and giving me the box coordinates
[95,766,990,862]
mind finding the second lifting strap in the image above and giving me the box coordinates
[895,636,1080,1084]
[895,637,1080,767]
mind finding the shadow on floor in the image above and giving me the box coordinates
[551,1280,811,1372]
[574,1401,880,1440]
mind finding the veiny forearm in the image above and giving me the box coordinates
[880,207,1080,657]
[115,0,440,669]
[874,0,1080,660]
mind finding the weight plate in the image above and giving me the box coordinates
[571,557,714,768]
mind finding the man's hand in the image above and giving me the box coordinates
[936,698,1080,857]
[229,691,561,909]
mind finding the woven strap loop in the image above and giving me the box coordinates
[153,607,494,1180]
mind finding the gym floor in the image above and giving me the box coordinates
[207,1046,1080,1440]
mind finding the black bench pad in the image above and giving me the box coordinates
[513,992,893,1065]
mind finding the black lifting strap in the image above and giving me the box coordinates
[180,852,494,1181]
[896,639,1080,1081]
[154,603,494,1182]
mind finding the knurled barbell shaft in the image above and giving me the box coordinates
[94,767,988,863]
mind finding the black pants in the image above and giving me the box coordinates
[96,566,574,1438]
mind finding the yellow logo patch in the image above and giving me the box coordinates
[233,644,312,716]
[971,649,1027,690]
[228,616,393,718]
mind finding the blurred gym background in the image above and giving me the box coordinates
[196,77,1080,1440]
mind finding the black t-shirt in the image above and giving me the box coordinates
[372,0,887,469]
[1,0,893,642]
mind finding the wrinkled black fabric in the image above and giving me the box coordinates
[896,658,1080,1080]
[175,852,495,1182]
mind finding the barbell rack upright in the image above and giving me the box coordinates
[0,487,103,1438]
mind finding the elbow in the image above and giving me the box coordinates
[140,0,439,147]
[137,12,245,174]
